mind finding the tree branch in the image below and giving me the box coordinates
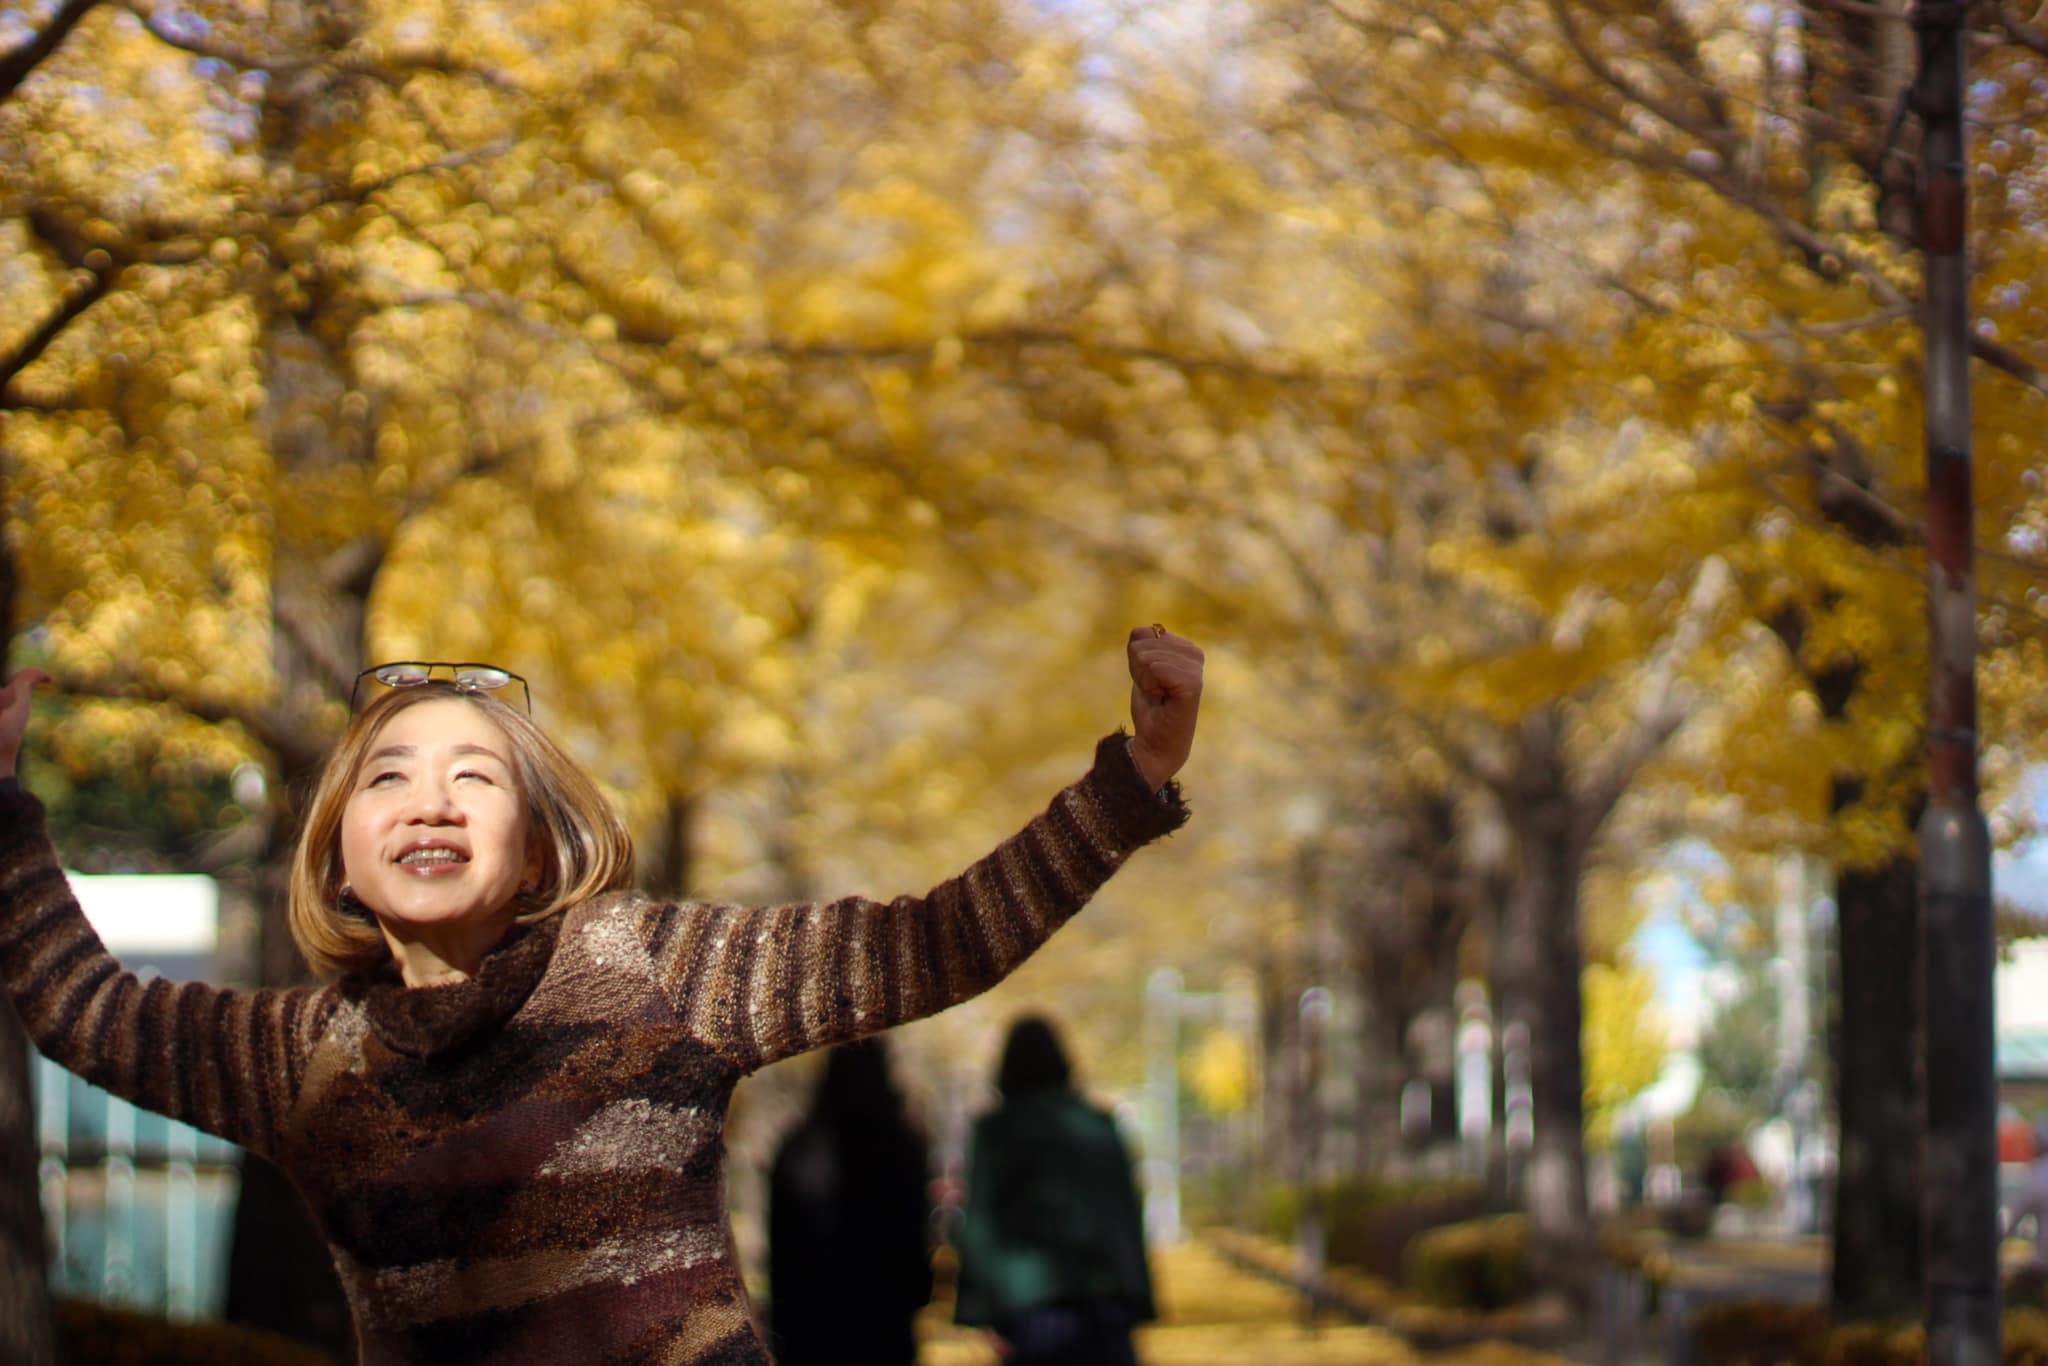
[1580,555,1733,827]
[1975,332,2048,397]
[45,671,323,776]
[2,213,210,406]
[1412,0,2048,403]
[1544,0,1736,157]
[1998,2,2048,55]
[0,0,103,103]
[122,0,520,92]
[0,262,111,404]
[276,138,519,217]
[1798,0,1906,20]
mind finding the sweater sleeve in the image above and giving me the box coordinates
[0,789,337,1160]
[638,732,1188,1073]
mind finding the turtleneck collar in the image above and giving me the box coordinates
[348,914,563,1059]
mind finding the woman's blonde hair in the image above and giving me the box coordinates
[288,685,636,979]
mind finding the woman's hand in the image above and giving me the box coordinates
[1126,625,1203,790]
[0,670,48,780]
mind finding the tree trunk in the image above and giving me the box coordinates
[0,521,58,1364]
[650,789,695,899]
[1348,789,1474,1175]
[1829,853,1923,1319]
[0,1012,54,1366]
[1501,710,1592,1282]
[1765,597,1924,1324]
[1485,949,1516,1207]
[1484,901,1528,1209]
[1355,949,1410,1172]
[1409,954,1464,1154]
[1514,820,1590,1245]
[224,742,358,1358]
[1259,951,1305,1187]
[219,317,384,1359]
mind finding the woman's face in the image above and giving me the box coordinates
[339,696,537,937]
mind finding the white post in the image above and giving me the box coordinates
[1144,967,1183,1245]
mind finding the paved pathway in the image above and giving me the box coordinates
[917,1237,1580,1366]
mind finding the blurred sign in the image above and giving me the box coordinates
[66,872,218,960]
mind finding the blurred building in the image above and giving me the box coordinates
[1998,939,2048,1112]
[32,872,240,1319]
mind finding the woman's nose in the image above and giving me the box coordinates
[405,781,463,822]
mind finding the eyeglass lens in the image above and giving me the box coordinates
[373,664,511,694]
[353,661,529,714]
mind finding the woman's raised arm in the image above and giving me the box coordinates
[0,671,337,1158]
[634,628,1203,1073]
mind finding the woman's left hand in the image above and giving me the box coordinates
[1126,625,1203,790]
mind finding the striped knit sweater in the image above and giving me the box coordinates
[0,733,1186,1365]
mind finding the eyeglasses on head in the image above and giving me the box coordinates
[348,661,531,715]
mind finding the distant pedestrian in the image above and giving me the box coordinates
[2000,1105,2035,1164]
[768,1038,933,1366]
[1702,1141,1759,1206]
[952,1016,1154,1366]
[2010,1121,2048,1249]
[1614,1117,1648,1208]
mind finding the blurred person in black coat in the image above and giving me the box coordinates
[768,1037,934,1366]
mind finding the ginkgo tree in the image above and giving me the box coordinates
[983,0,2048,1294]
[0,0,1164,1344]
[1,0,1098,928]
[1307,0,2048,1316]
[12,0,2044,1336]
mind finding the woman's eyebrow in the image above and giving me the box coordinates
[360,743,507,766]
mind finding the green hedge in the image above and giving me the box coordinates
[1403,1214,1532,1311]
[1689,1301,2048,1366]
[53,1299,341,1366]
[1257,1177,1487,1282]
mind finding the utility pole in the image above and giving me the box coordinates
[1910,3,2000,1362]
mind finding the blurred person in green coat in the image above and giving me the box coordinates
[952,1016,1154,1365]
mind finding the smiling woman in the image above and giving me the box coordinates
[289,685,635,988]
[0,626,1204,1366]
[339,701,562,981]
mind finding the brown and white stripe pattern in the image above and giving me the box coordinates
[639,732,1185,1075]
[0,733,1186,1363]
[0,808,334,1159]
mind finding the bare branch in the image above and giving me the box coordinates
[1975,332,2048,397]
[1544,0,1735,155]
[0,262,110,404]
[1580,556,1734,826]
[1798,0,1905,20]
[276,138,519,217]
[2,212,209,406]
[45,670,322,776]
[1999,2,2048,55]
[0,0,102,103]
[121,0,520,92]
[270,591,363,703]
